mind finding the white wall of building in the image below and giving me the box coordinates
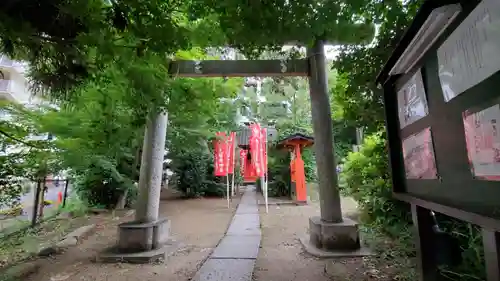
[0,54,45,156]
[9,71,33,104]
[0,55,40,106]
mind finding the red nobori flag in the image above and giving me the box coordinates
[227,132,236,174]
[239,149,247,175]
[249,123,264,177]
[213,132,228,176]
[245,155,257,178]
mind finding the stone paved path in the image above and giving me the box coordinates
[192,185,260,281]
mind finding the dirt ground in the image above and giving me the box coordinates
[0,213,113,269]
[24,191,240,281]
[253,198,395,281]
[7,187,409,281]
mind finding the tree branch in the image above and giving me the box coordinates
[0,129,43,149]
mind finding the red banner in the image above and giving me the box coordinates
[239,149,247,176]
[250,123,264,177]
[213,132,227,176]
[227,132,236,174]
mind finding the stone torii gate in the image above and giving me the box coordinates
[100,40,364,262]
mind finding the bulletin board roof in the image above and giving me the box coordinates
[376,0,461,85]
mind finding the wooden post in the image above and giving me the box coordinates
[232,138,237,197]
[482,228,500,281]
[412,204,440,281]
[31,179,42,226]
[38,176,47,220]
[62,179,70,208]
[263,129,268,214]
[226,175,230,208]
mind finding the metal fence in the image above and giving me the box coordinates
[0,178,72,236]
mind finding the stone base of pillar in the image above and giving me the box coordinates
[299,216,372,258]
[97,217,179,264]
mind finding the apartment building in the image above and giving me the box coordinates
[0,54,48,155]
[0,55,39,105]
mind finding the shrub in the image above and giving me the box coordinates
[169,147,225,198]
[302,148,317,182]
[340,131,412,236]
[340,130,486,281]
[73,167,134,209]
[0,156,25,211]
[60,193,89,217]
[266,149,291,197]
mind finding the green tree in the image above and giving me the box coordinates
[0,102,60,211]
[0,0,387,210]
[1,0,380,101]
[3,48,243,206]
[332,0,422,131]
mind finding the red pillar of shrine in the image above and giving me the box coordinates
[277,134,314,204]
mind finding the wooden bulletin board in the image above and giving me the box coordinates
[377,0,500,223]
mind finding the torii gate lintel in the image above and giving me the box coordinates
[168,59,309,77]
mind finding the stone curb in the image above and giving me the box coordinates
[3,261,41,280]
[38,224,96,257]
[36,209,135,258]
[63,224,96,242]
[4,208,138,280]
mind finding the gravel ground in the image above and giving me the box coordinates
[18,186,406,281]
[25,191,240,281]
[253,196,396,281]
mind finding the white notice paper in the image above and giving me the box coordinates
[438,0,500,102]
[397,70,429,128]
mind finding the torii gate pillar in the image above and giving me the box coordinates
[301,40,366,256]
[99,110,172,263]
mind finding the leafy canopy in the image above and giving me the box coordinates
[332,0,422,131]
[1,0,379,97]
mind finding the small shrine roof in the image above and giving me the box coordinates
[276,133,314,149]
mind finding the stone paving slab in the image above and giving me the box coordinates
[226,214,260,236]
[191,186,260,281]
[211,235,261,259]
[239,195,255,202]
[235,204,258,214]
[191,258,255,281]
[239,201,255,207]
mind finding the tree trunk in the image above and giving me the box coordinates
[116,142,142,209]
[115,188,129,209]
